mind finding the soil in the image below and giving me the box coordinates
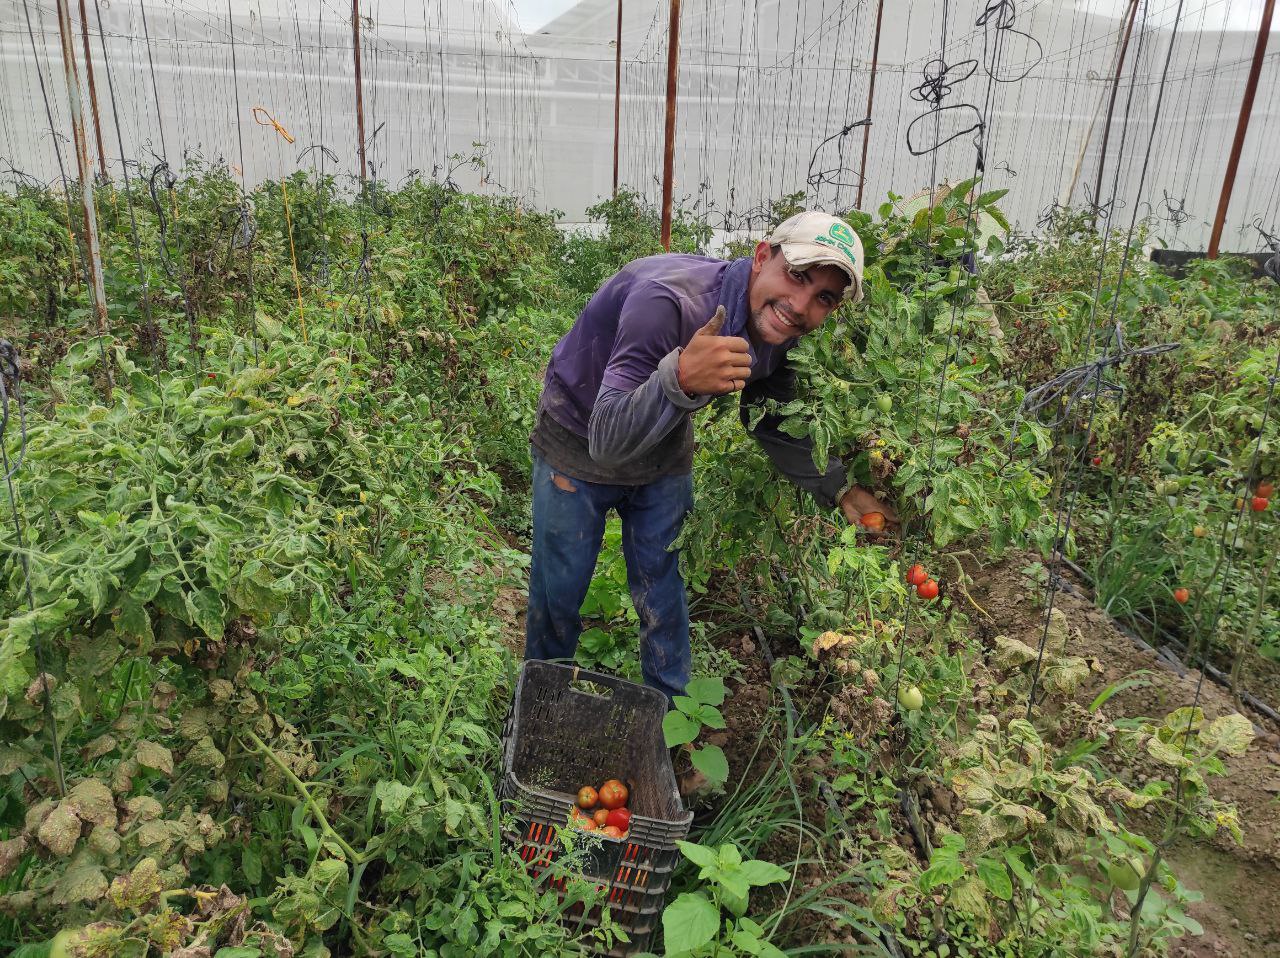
[969,552,1280,958]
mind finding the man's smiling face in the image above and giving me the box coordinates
[746,241,849,347]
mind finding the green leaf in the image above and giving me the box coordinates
[691,744,729,787]
[676,840,719,869]
[737,859,789,887]
[662,892,719,955]
[685,676,726,706]
[976,858,1012,901]
[190,587,226,639]
[663,711,699,747]
[919,857,964,893]
[695,705,727,730]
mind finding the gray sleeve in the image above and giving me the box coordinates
[739,358,849,509]
[588,347,711,467]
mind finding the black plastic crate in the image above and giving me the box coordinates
[500,661,692,957]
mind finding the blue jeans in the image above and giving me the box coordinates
[525,453,693,701]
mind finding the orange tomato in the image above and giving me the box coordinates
[601,825,623,839]
[860,511,886,532]
[917,579,939,600]
[592,809,610,827]
[576,786,598,810]
[1173,588,1190,604]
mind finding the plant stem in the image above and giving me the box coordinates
[241,728,361,862]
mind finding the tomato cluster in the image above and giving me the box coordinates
[906,563,939,600]
[568,779,632,839]
[1252,479,1272,512]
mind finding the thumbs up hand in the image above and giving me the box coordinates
[676,306,752,397]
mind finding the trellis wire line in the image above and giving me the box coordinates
[227,0,260,366]
[19,0,86,292]
[1026,0,1184,714]
[0,340,66,798]
[91,0,161,363]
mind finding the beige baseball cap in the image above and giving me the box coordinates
[765,210,865,303]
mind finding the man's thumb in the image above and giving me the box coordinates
[696,305,726,337]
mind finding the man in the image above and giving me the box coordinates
[524,210,898,701]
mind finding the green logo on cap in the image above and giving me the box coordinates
[828,223,856,245]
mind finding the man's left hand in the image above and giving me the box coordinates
[839,486,899,534]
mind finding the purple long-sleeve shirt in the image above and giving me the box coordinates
[530,254,849,507]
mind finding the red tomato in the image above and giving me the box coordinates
[1258,481,1274,499]
[598,780,629,810]
[905,564,928,587]
[1173,588,1190,604]
[579,818,597,832]
[1252,496,1269,512]
[917,579,939,601]
[592,809,610,827]
[1091,456,1103,467]
[860,511,885,532]
[605,808,632,831]
[576,786,598,810]
[601,825,623,839]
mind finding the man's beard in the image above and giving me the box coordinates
[750,300,799,343]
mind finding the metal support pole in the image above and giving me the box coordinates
[659,0,681,251]
[352,0,368,186]
[54,0,112,394]
[76,0,107,179]
[1208,0,1276,258]
[855,0,886,211]
[1091,0,1140,222]
[612,0,622,198]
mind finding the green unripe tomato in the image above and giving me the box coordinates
[876,395,893,414]
[1106,859,1141,891]
[897,685,923,711]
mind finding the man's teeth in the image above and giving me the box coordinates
[773,305,797,328]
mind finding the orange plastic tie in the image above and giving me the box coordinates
[251,106,295,144]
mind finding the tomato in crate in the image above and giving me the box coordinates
[499,662,691,957]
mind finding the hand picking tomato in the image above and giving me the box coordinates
[593,809,610,827]
[1173,588,1190,604]
[598,780,629,810]
[577,786,598,810]
[601,825,624,839]
[605,808,631,831]
[905,564,928,587]
[860,511,886,532]
[917,579,939,600]
[1252,496,1269,512]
